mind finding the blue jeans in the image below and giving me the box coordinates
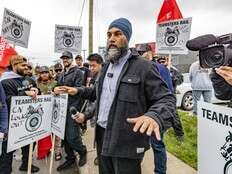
[150,134,166,174]
[192,90,212,115]
[64,113,86,161]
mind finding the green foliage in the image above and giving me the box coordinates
[164,110,197,169]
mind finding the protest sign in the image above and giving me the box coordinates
[7,95,53,152]
[198,101,232,174]
[156,17,192,54]
[55,24,82,54]
[1,8,31,48]
[51,94,68,139]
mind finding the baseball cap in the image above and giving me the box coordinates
[75,55,83,60]
[9,55,27,66]
[60,51,73,59]
[39,66,49,73]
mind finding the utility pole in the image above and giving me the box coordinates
[82,49,87,62]
[89,0,93,55]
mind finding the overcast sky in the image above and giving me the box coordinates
[1,0,232,66]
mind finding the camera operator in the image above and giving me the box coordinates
[186,33,232,101]
[211,66,232,100]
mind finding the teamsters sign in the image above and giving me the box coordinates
[198,101,232,174]
[51,94,68,139]
[7,94,68,152]
[156,17,192,55]
[1,8,31,48]
[55,24,82,54]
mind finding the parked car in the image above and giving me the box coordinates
[176,73,229,110]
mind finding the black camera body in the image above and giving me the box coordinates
[186,34,232,68]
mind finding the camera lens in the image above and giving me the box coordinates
[200,45,225,68]
[205,50,224,68]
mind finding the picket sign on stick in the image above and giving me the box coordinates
[49,135,56,174]
[168,53,172,70]
[27,143,33,174]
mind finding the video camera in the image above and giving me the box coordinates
[186,34,232,68]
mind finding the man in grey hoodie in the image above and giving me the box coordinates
[189,61,213,115]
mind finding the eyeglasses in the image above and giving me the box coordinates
[55,69,62,73]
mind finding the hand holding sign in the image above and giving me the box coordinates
[25,88,38,99]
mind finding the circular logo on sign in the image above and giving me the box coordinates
[52,109,59,123]
[165,33,178,46]
[164,27,180,47]
[10,20,23,39]
[25,113,42,132]
[11,26,23,39]
[52,99,60,123]
[63,38,74,47]
[62,31,75,47]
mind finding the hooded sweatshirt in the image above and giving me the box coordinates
[189,61,213,90]
[0,71,37,114]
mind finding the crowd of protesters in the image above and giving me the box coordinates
[0,17,226,174]
[0,18,182,174]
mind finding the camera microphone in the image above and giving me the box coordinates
[186,34,218,51]
[69,106,79,119]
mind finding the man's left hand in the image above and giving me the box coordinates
[25,88,39,99]
[216,66,232,85]
[127,115,161,140]
[74,113,85,124]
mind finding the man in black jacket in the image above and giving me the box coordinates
[55,18,176,174]
[56,51,87,171]
[0,55,39,173]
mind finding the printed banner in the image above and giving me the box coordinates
[7,95,53,152]
[51,94,68,139]
[1,8,31,48]
[55,24,82,54]
[198,101,232,174]
[156,17,192,54]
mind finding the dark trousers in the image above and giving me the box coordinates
[96,125,142,174]
[0,140,32,174]
[64,113,86,161]
[150,134,167,174]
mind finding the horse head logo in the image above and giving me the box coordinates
[220,131,232,174]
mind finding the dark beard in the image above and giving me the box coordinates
[64,62,72,70]
[16,68,26,76]
[105,47,128,64]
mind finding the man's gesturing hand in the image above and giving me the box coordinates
[54,86,67,95]
[127,116,161,140]
[54,86,78,96]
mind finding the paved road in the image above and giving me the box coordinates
[12,126,197,174]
